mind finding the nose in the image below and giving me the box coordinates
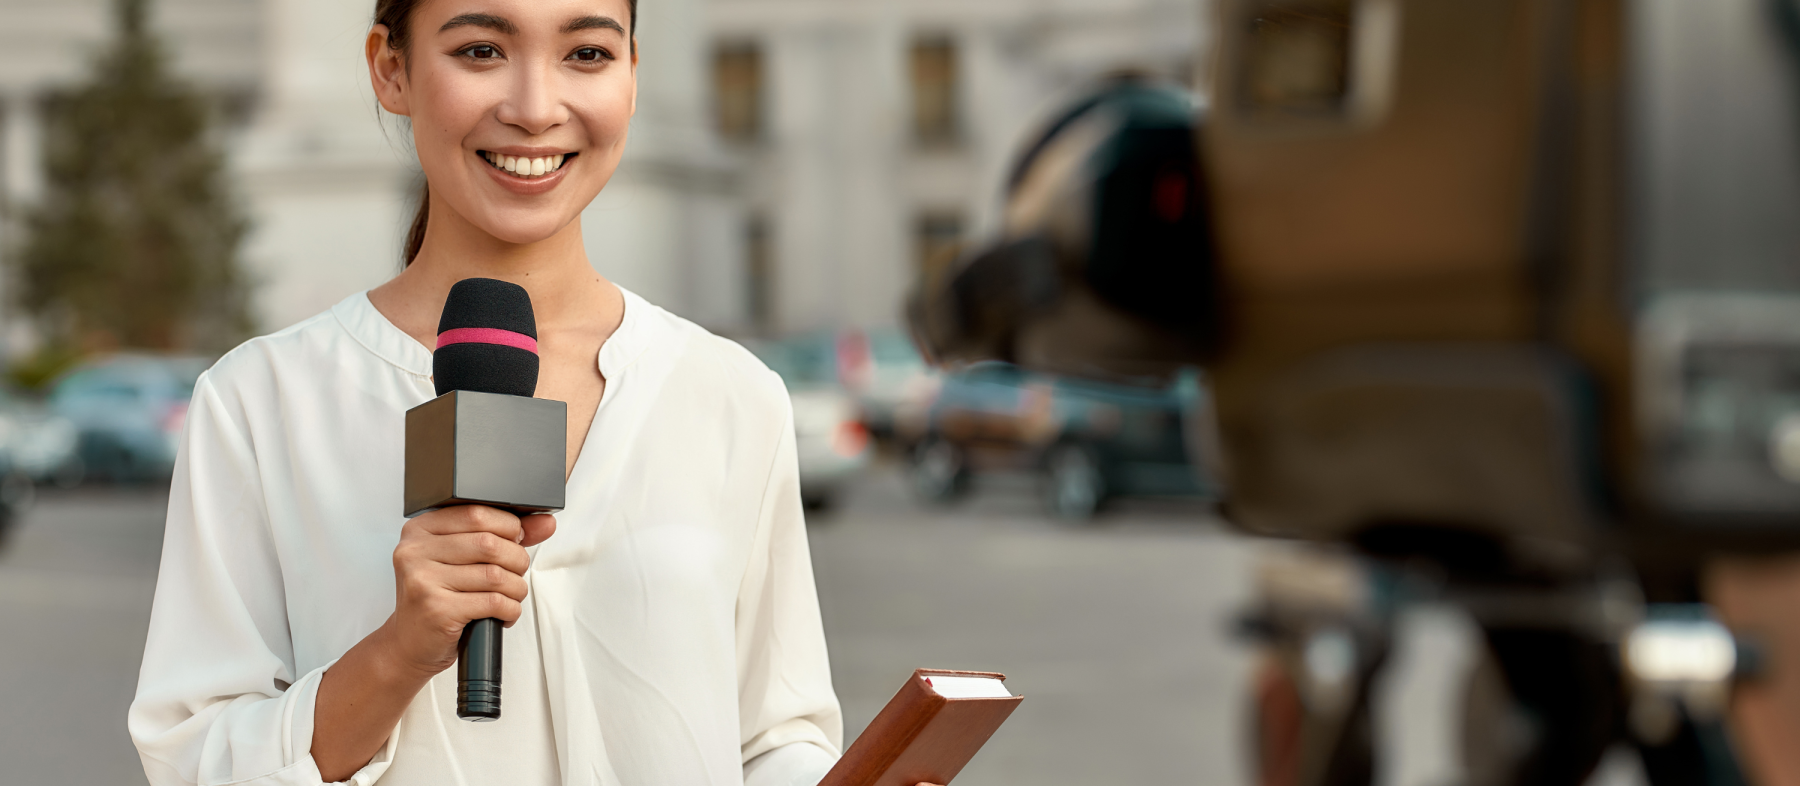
[495,61,569,136]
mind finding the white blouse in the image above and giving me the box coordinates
[129,289,843,786]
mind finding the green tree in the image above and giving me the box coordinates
[13,0,249,355]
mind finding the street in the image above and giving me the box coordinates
[0,463,1256,785]
[0,486,168,786]
[811,468,1255,786]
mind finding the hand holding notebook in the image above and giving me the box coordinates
[819,669,1022,786]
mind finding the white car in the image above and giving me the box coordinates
[0,387,82,540]
[788,387,873,509]
[0,397,80,484]
[744,336,874,509]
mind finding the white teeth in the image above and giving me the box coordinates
[485,152,568,177]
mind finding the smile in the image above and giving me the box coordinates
[480,151,574,179]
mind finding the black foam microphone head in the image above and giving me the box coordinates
[434,278,539,398]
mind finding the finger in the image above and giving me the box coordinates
[415,505,523,541]
[438,563,530,602]
[418,532,531,576]
[450,592,522,627]
[520,513,557,548]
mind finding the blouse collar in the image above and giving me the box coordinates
[599,286,656,379]
[332,283,658,383]
[333,291,432,380]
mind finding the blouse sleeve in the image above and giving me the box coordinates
[127,374,398,785]
[736,395,844,786]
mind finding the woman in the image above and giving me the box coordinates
[127,1,846,783]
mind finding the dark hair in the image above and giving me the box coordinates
[375,0,640,265]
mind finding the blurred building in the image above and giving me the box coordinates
[0,0,1203,345]
[704,0,1204,335]
[1632,0,1800,296]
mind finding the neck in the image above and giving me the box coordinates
[371,188,621,349]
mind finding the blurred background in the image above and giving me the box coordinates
[7,0,1800,784]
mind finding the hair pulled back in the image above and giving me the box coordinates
[375,0,639,265]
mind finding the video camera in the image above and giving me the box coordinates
[910,1,1800,783]
[914,0,1800,577]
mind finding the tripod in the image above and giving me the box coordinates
[1241,544,1751,786]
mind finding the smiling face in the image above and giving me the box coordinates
[368,0,637,248]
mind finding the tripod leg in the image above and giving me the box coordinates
[1253,652,1306,786]
[1479,627,1621,786]
[1635,711,1748,786]
[1247,643,1378,786]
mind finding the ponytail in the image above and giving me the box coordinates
[403,183,428,266]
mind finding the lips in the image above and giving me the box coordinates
[475,149,578,195]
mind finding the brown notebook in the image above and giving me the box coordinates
[820,669,1023,786]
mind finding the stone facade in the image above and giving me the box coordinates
[706,0,1203,334]
[0,0,1204,345]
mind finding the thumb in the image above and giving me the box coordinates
[520,513,558,547]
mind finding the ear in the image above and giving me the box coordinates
[367,25,412,117]
[628,38,640,117]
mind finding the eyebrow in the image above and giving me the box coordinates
[440,13,516,35]
[563,15,626,35]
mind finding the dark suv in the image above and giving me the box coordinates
[900,361,1216,519]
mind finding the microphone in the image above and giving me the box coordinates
[403,278,567,722]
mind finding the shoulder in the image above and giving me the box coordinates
[197,296,392,412]
[625,295,792,422]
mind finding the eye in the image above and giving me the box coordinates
[459,44,501,61]
[569,47,612,63]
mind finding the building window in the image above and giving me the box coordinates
[745,215,774,332]
[713,41,764,143]
[910,36,960,147]
[915,212,965,284]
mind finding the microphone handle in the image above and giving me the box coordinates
[457,617,503,721]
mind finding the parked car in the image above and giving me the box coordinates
[0,386,79,541]
[898,361,1215,519]
[837,328,937,439]
[745,337,874,509]
[48,354,209,482]
[0,387,81,485]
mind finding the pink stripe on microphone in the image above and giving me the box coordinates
[436,327,539,354]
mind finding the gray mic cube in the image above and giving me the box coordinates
[404,391,567,517]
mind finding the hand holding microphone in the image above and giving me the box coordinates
[386,505,556,675]
[312,279,567,778]
[399,278,568,721]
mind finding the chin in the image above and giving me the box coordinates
[475,210,583,246]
